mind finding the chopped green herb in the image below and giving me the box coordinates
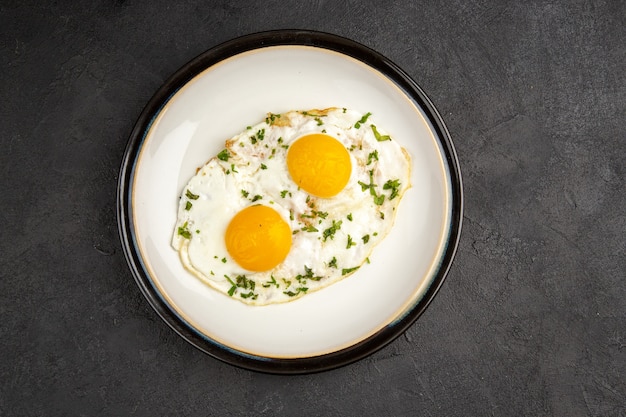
[262,275,279,288]
[251,195,262,202]
[236,275,255,291]
[315,117,323,126]
[367,150,379,165]
[195,230,200,234]
[342,107,347,113]
[240,292,257,299]
[266,113,281,125]
[185,190,199,200]
[366,257,370,264]
[217,149,230,161]
[289,209,294,221]
[280,190,289,198]
[383,179,401,200]
[362,234,370,244]
[312,210,328,219]
[231,164,238,173]
[184,201,193,211]
[354,112,372,129]
[260,163,267,170]
[283,287,308,297]
[277,137,283,144]
[221,257,227,263]
[241,189,249,198]
[301,225,319,233]
[328,257,337,268]
[224,275,236,296]
[295,265,322,282]
[177,221,191,239]
[373,232,378,236]
[374,194,385,205]
[322,220,342,241]
[371,125,391,141]
[379,211,385,219]
[346,235,356,249]
[342,266,360,275]
[256,128,265,141]
[246,126,252,130]
[347,213,353,221]
[358,181,369,192]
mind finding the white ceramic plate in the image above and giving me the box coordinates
[118,30,462,373]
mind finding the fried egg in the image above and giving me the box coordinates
[172,108,411,305]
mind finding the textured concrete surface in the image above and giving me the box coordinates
[1,1,624,416]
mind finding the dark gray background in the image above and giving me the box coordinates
[2,1,624,416]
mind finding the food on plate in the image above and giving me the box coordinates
[172,107,411,305]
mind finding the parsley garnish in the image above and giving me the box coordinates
[315,117,323,126]
[217,149,230,161]
[224,275,236,296]
[177,221,191,239]
[296,265,322,282]
[371,125,391,141]
[251,195,262,202]
[241,189,249,198]
[346,235,356,249]
[328,257,337,268]
[221,257,227,263]
[312,210,328,219]
[354,112,372,129]
[283,287,308,297]
[260,163,267,170]
[266,113,281,125]
[262,275,279,288]
[301,225,318,233]
[184,201,192,211]
[362,234,370,244]
[347,213,353,221]
[240,292,257,299]
[359,170,387,205]
[367,150,379,165]
[185,190,199,200]
[342,266,360,275]
[322,220,342,241]
[383,179,401,200]
[230,164,238,173]
[236,275,255,291]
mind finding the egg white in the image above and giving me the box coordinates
[172,108,411,305]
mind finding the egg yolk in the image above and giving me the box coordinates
[286,133,351,198]
[225,205,292,271]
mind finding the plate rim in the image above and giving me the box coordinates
[117,29,463,374]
